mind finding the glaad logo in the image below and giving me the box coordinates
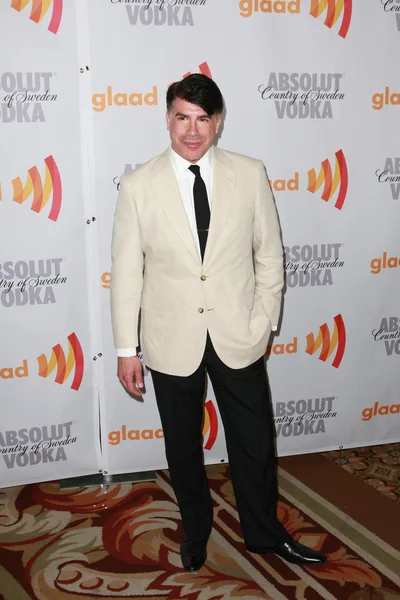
[362,401,400,421]
[266,315,346,363]
[203,400,218,450]
[239,0,300,17]
[284,243,344,287]
[370,252,400,274]
[274,396,337,437]
[0,72,57,123]
[372,317,400,355]
[92,86,157,112]
[269,172,299,192]
[108,426,164,445]
[269,150,348,209]
[266,337,297,355]
[258,73,345,119]
[375,158,400,200]
[0,258,67,307]
[307,150,348,209]
[0,360,29,380]
[115,0,207,27]
[11,0,63,34]
[381,0,400,32]
[0,156,62,221]
[372,86,400,110]
[306,314,346,368]
[0,422,77,469]
[309,0,352,38]
[239,0,352,36]
[37,333,84,391]
[107,400,217,449]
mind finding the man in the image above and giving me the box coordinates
[111,74,326,572]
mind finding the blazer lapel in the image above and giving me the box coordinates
[203,147,236,267]
[151,149,201,265]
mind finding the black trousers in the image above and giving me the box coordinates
[151,333,290,549]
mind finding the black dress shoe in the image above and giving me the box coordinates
[180,540,207,572]
[248,539,326,566]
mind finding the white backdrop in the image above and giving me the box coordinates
[1,0,399,486]
[0,0,101,487]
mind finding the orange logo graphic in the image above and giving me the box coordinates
[372,87,400,111]
[92,86,158,112]
[37,332,84,390]
[239,1,300,18]
[306,314,346,368]
[266,337,298,355]
[362,401,400,421]
[183,61,212,80]
[108,426,164,445]
[2,155,62,221]
[203,400,218,450]
[101,272,111,289]
[307,150,348,210]
[0,360,28,380]
[370,252,400,275]
[269,173,299,192]
[310,0,352,38]
[11,0,63,34]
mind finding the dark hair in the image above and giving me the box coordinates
[166,74,224,116]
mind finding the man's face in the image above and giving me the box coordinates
[166,98,222,163]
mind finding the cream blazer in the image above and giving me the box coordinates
[111,146,284,376]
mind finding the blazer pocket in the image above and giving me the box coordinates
[242,291,255,311]
[140,296,167,315]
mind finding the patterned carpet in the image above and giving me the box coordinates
[323,443,400,503]
[1,452,400,599]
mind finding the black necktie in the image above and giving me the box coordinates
[188,164,210,261]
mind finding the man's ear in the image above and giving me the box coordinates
[166,111,171,131]
[215,115,222,133]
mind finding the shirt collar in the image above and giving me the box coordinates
[169,145,213,176]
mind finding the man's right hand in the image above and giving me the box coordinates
[117,356,144,399]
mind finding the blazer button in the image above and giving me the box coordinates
[198,308,204,313]
[201,275,207,281]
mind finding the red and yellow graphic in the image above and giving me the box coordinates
[203,399,218,450]
[11,0,63,34]
[8,155,62,222]
[37,333,84,391]
[309,0,352,38]
[168,63,212,89]
[306,314,346,368]
[307,150,348,210]
[183,61,212,80]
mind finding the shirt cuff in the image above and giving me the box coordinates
[116,348,137,357]
[271,326,277,331]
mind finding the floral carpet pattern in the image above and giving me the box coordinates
[1,464,399,599]
[323,443,400,503]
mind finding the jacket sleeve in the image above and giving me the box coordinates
[253,160,284,327]
[110,174,143,350]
